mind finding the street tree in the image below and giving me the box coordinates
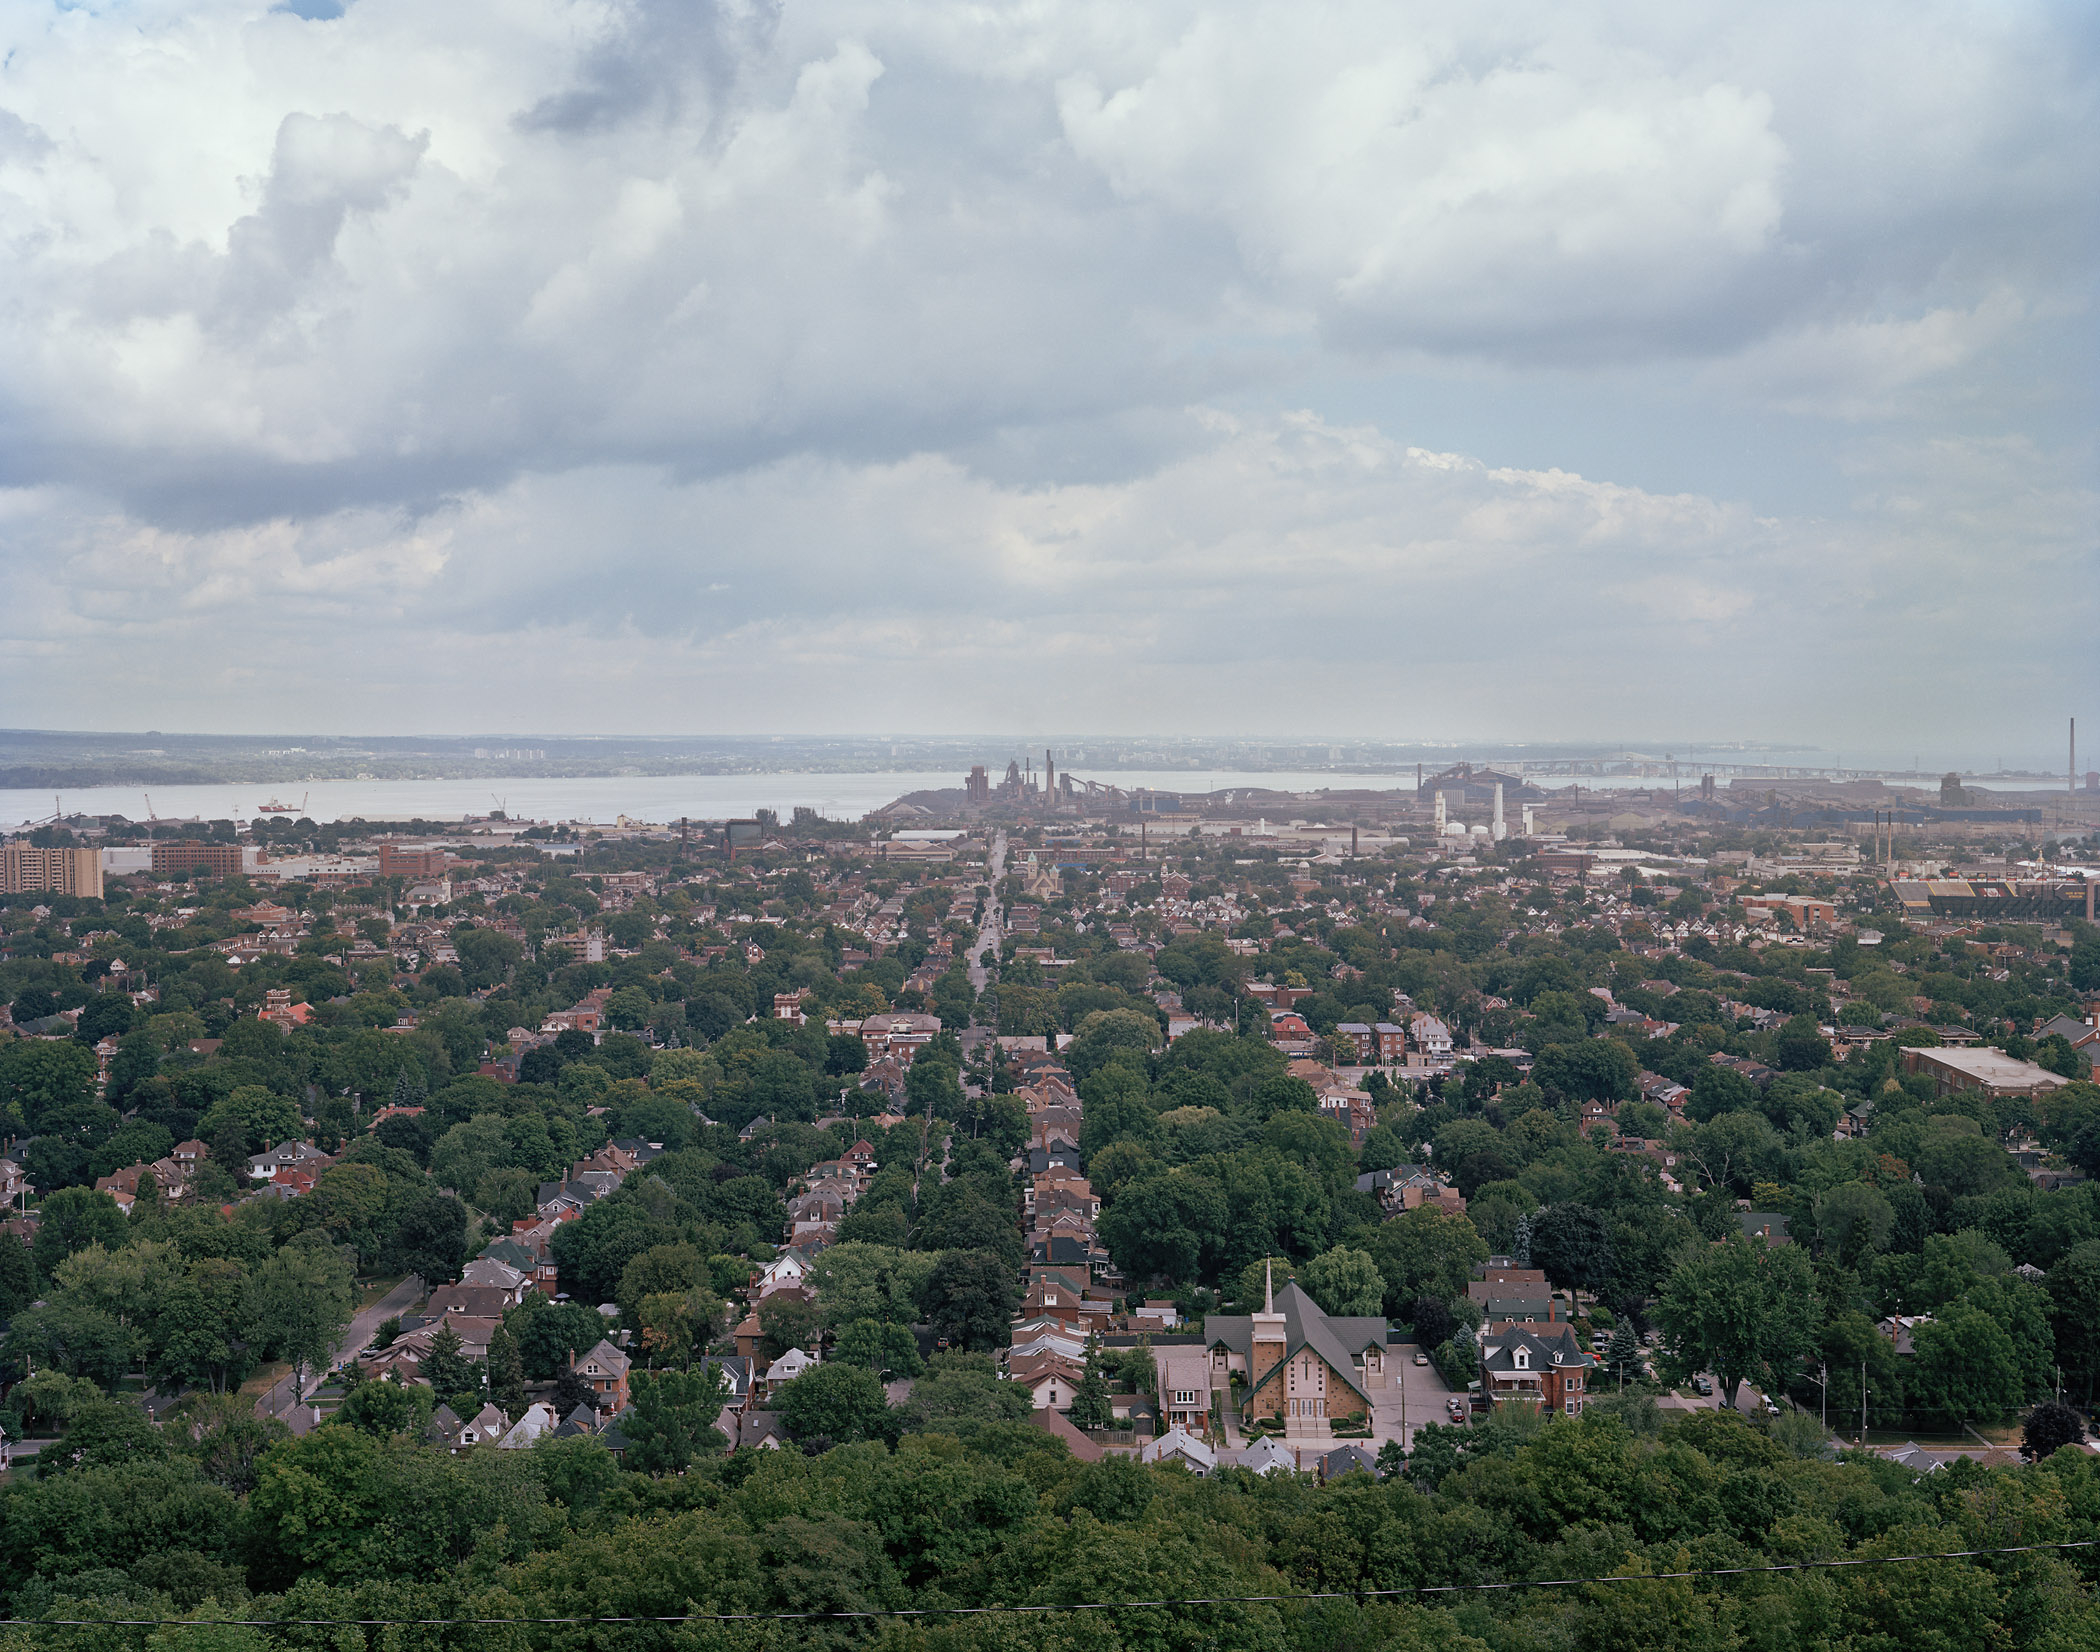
[1068,1341,1115,1431]
[777,1361,890,1446]
[918,1249,1019,1351]
[832,1318,923,1379]
[242,1235,356,1401]
[1531,1203,1615,1295]
[2023,1400,2086,1460]
[418,1328,478,1414]
[1357,1205,1488,1317]
[621,1367,729,1473]
[486,1324,529,1411]
[1656,1233,1820,1410]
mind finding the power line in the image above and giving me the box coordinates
[16,1537,2099,1628]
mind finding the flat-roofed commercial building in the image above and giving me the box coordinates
[151,840,249,878]
[1901,1045,2073,1101]
[378,844,451,880]
[1,844,104,899]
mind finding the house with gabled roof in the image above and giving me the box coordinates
[1156,1347,1213,1435]
[733,1410,788,1450]
[452,1402,509,1449]
[762,1347,817,1396]
[756,1247,814,1296]
[573,1339,630,1409]
[1008,1348,1086,1409]
[551,1403,602,1440]
[1028,1405,1104,1461]
[1355,1163,1441,1213]
[1478,1320,1589,1416]
[690,1353,756,1411]
[1139,1424,1216,1475]
[498,1402,559,1449]
[1317,1442,1382,1480]
[1007,1317,1087,1363]
[248,1140,331,1180]
[1469,1267,1553,1324]
[1232,1435,1299,1476]
[459,1255,531,1303]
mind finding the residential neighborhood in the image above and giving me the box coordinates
[0,758,2097,1631]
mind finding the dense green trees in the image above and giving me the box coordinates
[241,1235,356,1397]
[778,1362,891,1445]
[919,1250,1019,1351]
[11,1397,2100,1645]
[1300,1245,1385,1316]
[1657,1234,1820,1409]
[620,1368,729,1472]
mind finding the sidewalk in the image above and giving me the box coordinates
[255,1273,423,1425]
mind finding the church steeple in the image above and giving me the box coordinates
[1251,1257,1287,1390]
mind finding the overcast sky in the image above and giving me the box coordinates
[0,0,2093,749]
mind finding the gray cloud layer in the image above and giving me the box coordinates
[0,0,2092,740]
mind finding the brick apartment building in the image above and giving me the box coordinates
[151,840,248,878]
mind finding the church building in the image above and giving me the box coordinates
[1202,1269,1392,1440]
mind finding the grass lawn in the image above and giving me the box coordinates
[1860,1424,2020,1448]
[238,1362,292,1398]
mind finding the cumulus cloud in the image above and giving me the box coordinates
[0,0,2088,738]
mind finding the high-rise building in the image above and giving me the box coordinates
[1,843,104,899]
[965,765,990,805]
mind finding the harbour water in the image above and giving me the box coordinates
[2,769,1431,830]
[4,761,2075,832]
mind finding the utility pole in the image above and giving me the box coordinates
[1861,1358,1867,1445]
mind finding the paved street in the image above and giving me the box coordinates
[255,1273,424,1424]
[966,828,1005,996]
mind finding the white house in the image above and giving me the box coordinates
[1231,1436,1300,1476]
[498,1403,559,1450]
[1139,1425,1217,1476]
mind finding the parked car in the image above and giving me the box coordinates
[1414,1351,1429,1366]
[1446,1396,1468,1421]
[1692,1376,1714,1396]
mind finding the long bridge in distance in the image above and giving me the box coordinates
[1495,757,2072,785]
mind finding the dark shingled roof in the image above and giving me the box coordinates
[1203,1281,1387,1408]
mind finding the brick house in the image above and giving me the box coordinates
[1478,1320,1589,1416]
[573,1339,631,1410]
